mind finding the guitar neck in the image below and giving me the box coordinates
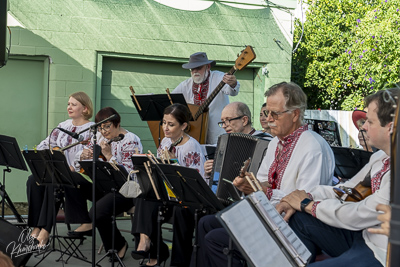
[194,67,237,120]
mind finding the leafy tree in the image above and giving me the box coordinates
[292,0,400,110]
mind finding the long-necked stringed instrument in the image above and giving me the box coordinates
[146,46,256,146]
[388,92,400,267]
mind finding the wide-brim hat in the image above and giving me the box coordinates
[352,110,367,130]
[182,52,216,69]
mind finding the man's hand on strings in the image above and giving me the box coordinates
[233,172,254,195]
[222,74,237,88]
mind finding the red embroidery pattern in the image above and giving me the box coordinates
[266,125,308,199]
[183,152,201,168]
[371,157,390,193]
[311,201,320,217]
[192,71,210,105]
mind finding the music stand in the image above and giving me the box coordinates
[331,147,373,180]
[216,191,311,267]
[130,93,191,147]
[153,163,224,266]
[22,149,91,266]
[79,161,129,267]
[0,135,28,223]
[131,94,190,121]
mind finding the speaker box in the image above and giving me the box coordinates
[0,218,32,267]
[0,0,9,67]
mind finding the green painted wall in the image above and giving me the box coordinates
[1,0,293,201]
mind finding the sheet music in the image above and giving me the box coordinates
[219,199,293,267]
[248,191,311,266]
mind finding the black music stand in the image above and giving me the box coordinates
[131,93,191,121]
[152,163,224,266]
[0,135,28,223]
[79,161,128,267]
[22,149,91,266]
[331,146,373,180]
[130,93,192,147]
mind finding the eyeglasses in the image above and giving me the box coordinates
[218,116,244,127]
[97,123,112,132]
[263,109,291,120]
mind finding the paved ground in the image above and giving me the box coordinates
[20,218,173,267]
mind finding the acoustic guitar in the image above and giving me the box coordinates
[147,46,256,147]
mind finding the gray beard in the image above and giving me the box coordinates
[192,70,209,84]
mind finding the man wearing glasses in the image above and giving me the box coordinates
[191,82,335,267]
[173,52,240,144]
[204,101,272,177]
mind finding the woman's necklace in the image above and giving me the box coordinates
[169,135,184,152]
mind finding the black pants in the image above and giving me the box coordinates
[26,175,61,233]
[132,197,195,267]
[90,192,135,252]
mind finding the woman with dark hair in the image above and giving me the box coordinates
[131,103,206,267]
[26,91,94,247]
[67,106,143,262]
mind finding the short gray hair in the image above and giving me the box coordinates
[265,82,307,124]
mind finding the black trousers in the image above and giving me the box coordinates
[189,214,244,267]
[132,197,196,267]
[89,192,135,252]
[26,175,61,233]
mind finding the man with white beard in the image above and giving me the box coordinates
[173,52,240,144]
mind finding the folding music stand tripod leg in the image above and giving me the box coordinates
[95,188,126,267]
[23,149,91,266]
[0,135,28,224]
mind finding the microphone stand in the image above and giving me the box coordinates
[91,126,97,267]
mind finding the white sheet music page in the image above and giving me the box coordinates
[248,191,311,266]
[219,199,293,267]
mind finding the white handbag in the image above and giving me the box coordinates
[119,170,142,198]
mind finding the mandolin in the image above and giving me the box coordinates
[146,46,256,146]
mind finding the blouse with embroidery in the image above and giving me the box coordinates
[37,119,95,167]
[157,136,206,179]
[75,131,143,174]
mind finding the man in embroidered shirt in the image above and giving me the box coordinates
[277,88,400,267]
[190,82,335,267]
[173,52,240,144]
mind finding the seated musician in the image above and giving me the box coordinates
[204,101,273,177]
[26,91,94,247]
[172,52,240,144]
[191,82,336,267]
[66,107,143,262]
[352,109,373,152]
[276,88,400,267]
[131,103,206,267]
[260,102,273,135]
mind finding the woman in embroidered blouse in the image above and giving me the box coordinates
[131,103,206,267]
[66,106,143,262]
[26,91,94,246]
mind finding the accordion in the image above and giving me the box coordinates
[211,133,270,205]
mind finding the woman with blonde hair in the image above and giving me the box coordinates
[26,91,94,246]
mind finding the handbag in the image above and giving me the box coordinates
[119,170,142,198]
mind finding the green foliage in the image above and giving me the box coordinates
[292,0,400,110]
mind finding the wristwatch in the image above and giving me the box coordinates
[300,198,312,212]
